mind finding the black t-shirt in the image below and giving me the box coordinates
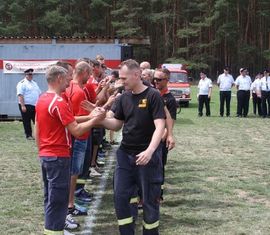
[162,92,177,120]
[110,95,121,113]
[114,86,166,154]
[142,79,155,88]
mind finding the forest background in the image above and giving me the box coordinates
[0,0,269,78]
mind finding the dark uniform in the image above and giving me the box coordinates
[160,92,177,199]
[114,87,165,235]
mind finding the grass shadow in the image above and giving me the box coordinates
[163,198,236,209]
[161,214,225,229]
[175,118,195,125]
[165,175,205,184]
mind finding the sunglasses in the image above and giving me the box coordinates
[154,77,167,82]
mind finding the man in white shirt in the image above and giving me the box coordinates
[197,71,212,116]
[217,66,234,117]
[16,68,41,139]
[250,72,263,116]
[235,68,252,117]
[260,69,270,118]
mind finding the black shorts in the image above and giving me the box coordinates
[92,128,104,146]
[161,141,169,166]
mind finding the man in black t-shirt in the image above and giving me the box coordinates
[154,68,177,200]
[99,59,166,235]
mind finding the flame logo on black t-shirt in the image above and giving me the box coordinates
[138,99,147,108]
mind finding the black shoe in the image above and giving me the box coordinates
[102,143,112,150]
[26,136,35,140]
[68,206,88,216]
[75,189,93,203]
[80,189,94,199]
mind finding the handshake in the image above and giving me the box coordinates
[80,100,107,124]
[89,107,106,122]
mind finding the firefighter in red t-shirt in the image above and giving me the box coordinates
[65,61,94,217]
[35,65,105,235]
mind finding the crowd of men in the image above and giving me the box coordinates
[197,67,270,118]
[17,57,177,235]
[16,56,270,234]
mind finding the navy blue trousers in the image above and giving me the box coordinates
[41,157,70,232]
[114,146,162,235]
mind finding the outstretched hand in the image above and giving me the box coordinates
[80,100,96,113]
[89,107,106,121]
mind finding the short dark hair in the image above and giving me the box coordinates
[56,61,72,70]
[240,68,248,73]
[91,59,101,67]
[120,59,140,71]
[77,58,91,64]
[155,68,170,78]
[111,70,119,78]
[200,69,209,75]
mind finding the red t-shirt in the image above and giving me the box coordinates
[36,92,75,157]
[65,80,89,140]
[87,76,99,91]
[61,92,73,112]
[84,82,97,103]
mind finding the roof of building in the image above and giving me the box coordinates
[0,36,150,45]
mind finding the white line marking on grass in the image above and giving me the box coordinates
[76,148,116,235]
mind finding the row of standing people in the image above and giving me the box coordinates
[16,57,121,234]
[197,67,270,118]
[19,57,177,235]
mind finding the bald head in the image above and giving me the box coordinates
[141,69,153,82]
[74,61,91,84]
[140,61,151,70]
[75,61,91,75]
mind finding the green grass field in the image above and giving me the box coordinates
[1,85,270,235]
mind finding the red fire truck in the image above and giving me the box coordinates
[162,63,191,107]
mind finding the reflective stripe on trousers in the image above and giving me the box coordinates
[44,228,63,235]
[129,197,139,204]
[76,178,87,184]
[118,216,133,226]
[143,220,159,230]
[114,145,162,235]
